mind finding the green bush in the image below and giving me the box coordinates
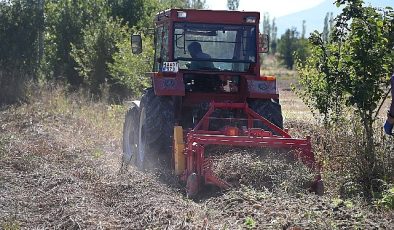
[44,0,108,86]
[108,34,153,98]
[71,17,128,97]
[376,185,394,209]
[0,0,42,105]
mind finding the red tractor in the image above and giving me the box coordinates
[122,9,323,197]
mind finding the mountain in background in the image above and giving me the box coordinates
[274,0,394,37]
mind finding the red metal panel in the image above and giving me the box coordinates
[247,79,279,99]
[151,73,185,96]
[165,9,260,25]
[182,92,243,105]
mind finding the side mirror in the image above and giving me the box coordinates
[259,34,269,53]
[131,34,142,54]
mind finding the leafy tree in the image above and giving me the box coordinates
[271,18,278,54]
[71,18,127,97]
[44,0,109,86]
[227,0,239,10]
[277,28,299,69]
[160,0,187,8]
[262,13,271,35]
[165,0,206,9]
[108,35,153,97]
[277,26,310,69]
[296,38,310,65]
[296,0,394,195]
[322,12,334,43]
[187,0,206,9]
[0,0,42,104]
[301,20,306,39]
[109,0,146,28]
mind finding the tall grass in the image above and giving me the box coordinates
[23,83,127,153]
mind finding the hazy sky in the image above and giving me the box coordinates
[206,0,326,18]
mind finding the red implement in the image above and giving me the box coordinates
[180,102,322,197]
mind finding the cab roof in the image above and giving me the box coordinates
[155,8,260,25]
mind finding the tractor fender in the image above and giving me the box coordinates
[125,100,140,110]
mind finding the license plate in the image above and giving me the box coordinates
[162,62,179,73]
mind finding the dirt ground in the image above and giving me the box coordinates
[0,86,393,229]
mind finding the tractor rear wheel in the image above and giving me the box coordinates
[137,88,174,169]
[248,99,284,130]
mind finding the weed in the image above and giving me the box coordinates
[375,185,394,209]
[244,216,256,229]
[1,219,21,230]
[92,148,105,159]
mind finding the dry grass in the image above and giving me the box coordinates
[210,148,315,194]
[0,82,393,229]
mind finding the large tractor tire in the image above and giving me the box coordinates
[122,103,140,169]
[248,99,284,131]
[137,88,174,169]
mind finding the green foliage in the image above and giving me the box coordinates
[44,0,109,85]
[262,13,271,35]
[260,13,279,54]
[186,0,206,9]
[296,0,394,197]
[0,0,42,104]
[227,0,239,10]
[0,0,41,73]
[1,0,206,103]
[244,216,256,229]
[278,28,309,69]
[295,33,345,124]
[44,0,164,99]
[108,34,153,97]
[297,1,394,124]
[376,185,394,209]
[271,18,278,54]
[1,219,20,230]
[71,17,127,96]
[160,0,206,9]
[109,0,146,27]
[322,12,334,43]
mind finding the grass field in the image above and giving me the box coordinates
[0,73,393,229]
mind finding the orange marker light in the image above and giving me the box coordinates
[259,75,276,81]
[225,126,240,136]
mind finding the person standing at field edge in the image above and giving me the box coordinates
[384,74,394,135]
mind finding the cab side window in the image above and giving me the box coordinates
[154,24,169,72]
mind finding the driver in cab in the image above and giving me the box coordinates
[187,42,215,70]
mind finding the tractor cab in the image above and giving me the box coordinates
[132,9,274,101]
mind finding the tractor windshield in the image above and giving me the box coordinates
[174,23,256,72]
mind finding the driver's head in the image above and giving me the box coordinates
[187,42,202,57]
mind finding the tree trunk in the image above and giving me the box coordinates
[361,109,377,197]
